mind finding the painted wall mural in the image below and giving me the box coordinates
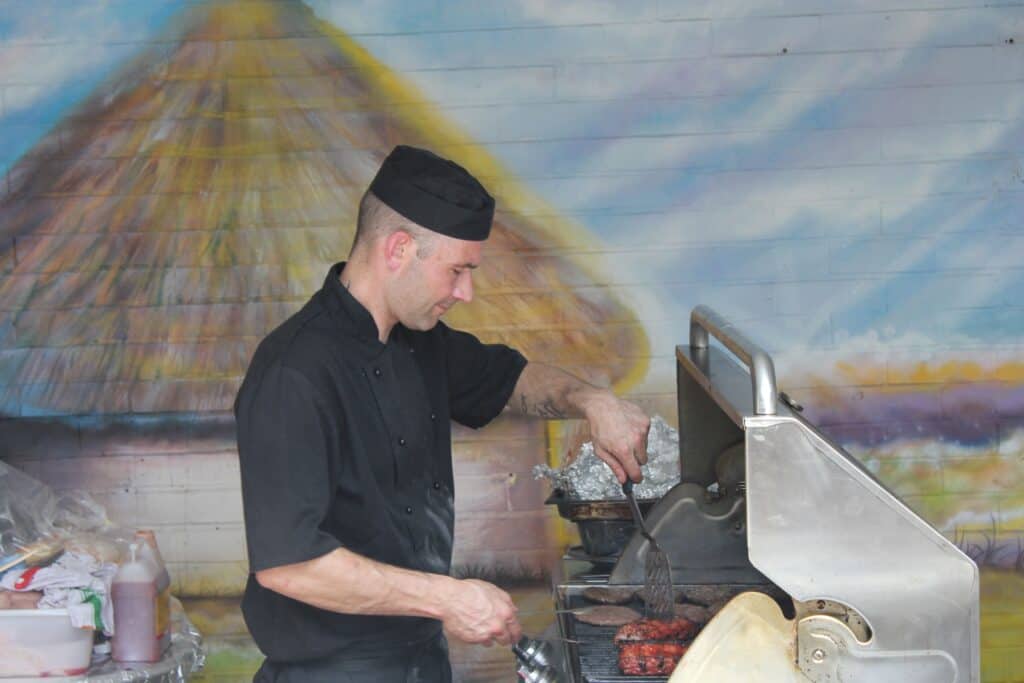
[0,2,645,416]
[0,0,1022,680]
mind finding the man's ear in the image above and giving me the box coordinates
[383,230,414,271]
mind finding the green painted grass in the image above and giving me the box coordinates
[981,570,1024,683]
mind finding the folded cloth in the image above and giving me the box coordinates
[0,551,117,634]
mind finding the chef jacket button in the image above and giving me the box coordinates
[398,437,406,446]
[404,506,413,515]
[432,481,441,490]
[373,367,381,377]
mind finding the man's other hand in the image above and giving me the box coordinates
[439,578,523,647]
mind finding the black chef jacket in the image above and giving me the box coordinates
[235,262,527,663]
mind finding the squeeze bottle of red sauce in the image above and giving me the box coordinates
[111,542,162,663]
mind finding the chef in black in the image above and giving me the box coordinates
[236,145,650,682]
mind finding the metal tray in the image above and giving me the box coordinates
[545,490,656,521]
[546,490,657,557]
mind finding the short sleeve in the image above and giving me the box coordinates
[235,363,342,572]
[442,324,528,428]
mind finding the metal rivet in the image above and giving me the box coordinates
[432,481,441,490]
[398,437,406,446]
[812,648,826,663]
[373,367,381,377]
[405,506,413,515]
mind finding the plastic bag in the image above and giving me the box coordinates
[0,461,111,571]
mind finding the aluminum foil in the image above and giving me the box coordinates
[533,415,680,500]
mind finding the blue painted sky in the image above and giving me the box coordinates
[310,0,1024,352]
[2,0,1022,353]
[0,1,181,169]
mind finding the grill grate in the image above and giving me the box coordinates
[556,583,792,682]
[568,619,670,683]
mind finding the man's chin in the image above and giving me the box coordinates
[404,315,442,332]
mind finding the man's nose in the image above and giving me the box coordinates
[453,271,473,303]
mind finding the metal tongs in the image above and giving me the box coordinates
[622,478,675,621]
[513,636,566,682]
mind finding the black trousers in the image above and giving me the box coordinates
[253,632,452,683]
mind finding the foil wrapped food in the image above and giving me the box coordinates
[533,415,680,500]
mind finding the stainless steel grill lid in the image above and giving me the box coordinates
[551,306,980,683]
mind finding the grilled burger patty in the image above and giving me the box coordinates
[674,603,711,624]
[571,605,642,626]
[582,586,637,605]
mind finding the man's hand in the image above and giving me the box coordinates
[253,549,522,649]
[582,392,651,483]
[509,362,652,483]
[439,578,522,647]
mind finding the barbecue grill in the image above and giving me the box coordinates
[534,305,980,683]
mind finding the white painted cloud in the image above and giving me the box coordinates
[510,0,708,26]
[263,3,1024,352]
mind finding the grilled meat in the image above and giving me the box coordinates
[679,585,731,606]
[638,586,684,604]
[618,642,689,675]
[674,603,711,624]
[582,586,636,605]
[614,617,699,645]
[707,598,730,617]
[571,605,642,626]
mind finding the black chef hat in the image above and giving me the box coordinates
[369,145,495,241]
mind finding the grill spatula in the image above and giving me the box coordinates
[622,478,675,621]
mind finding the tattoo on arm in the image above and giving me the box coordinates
[509,363,592,419]
[512,391,566,418]
[534,400,566,419]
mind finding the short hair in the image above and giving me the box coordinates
[351,190,435,258]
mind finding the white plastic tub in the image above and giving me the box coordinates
[0,608,94,678]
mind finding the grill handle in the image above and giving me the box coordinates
[689,305,777,415]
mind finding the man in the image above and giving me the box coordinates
[235,145,650,682]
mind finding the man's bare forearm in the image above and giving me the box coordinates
[254,548,522,645]
[256,547,449,619]
[508,362,603,419]
[509,361,652,483]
